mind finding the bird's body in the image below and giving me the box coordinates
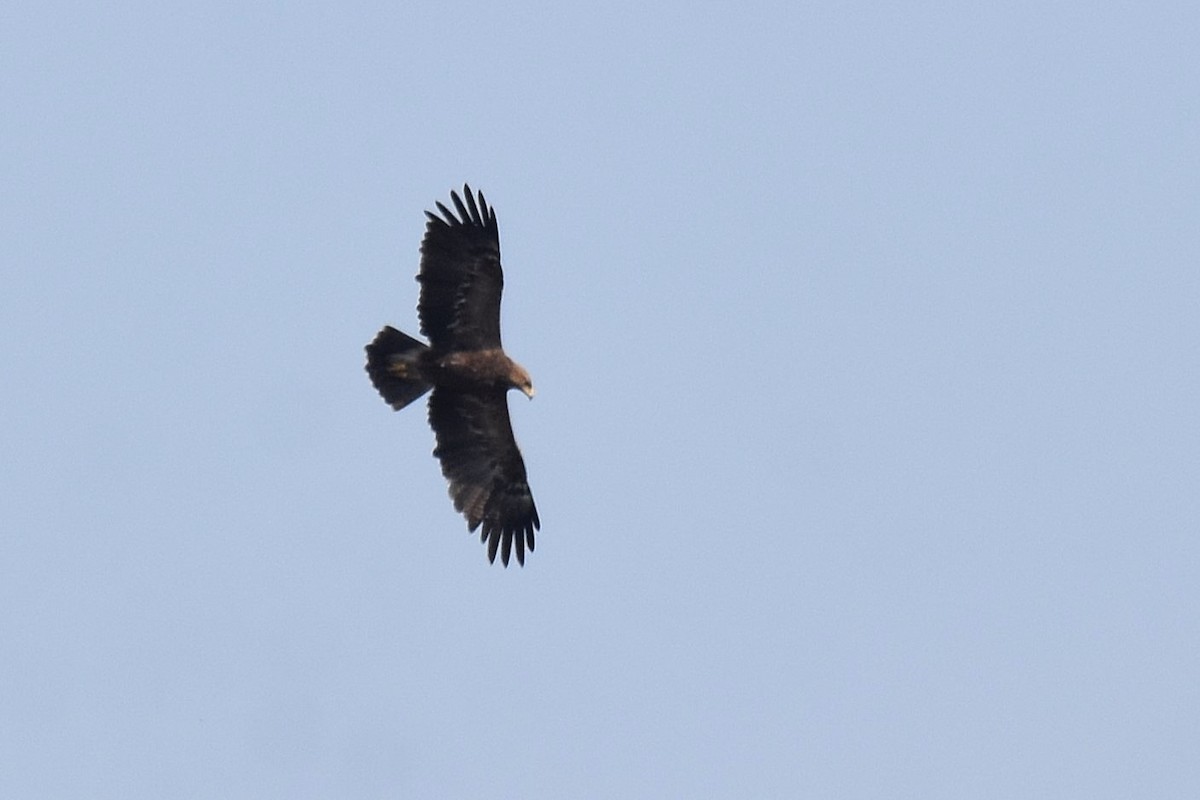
[365,186,539,567]
[429,348,531,391]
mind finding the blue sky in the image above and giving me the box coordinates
[3,2,1198,797]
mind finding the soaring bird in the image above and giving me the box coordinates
[365,186,539,566]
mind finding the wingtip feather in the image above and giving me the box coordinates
[500,530,513,567]
[433,200,455,225]
[449,190,470,225]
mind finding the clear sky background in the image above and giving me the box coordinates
[2,2,1197,797]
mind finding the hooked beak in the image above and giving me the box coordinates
[521,385,536,399]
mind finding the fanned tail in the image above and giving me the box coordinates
[365,326,432,410]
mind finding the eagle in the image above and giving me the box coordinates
[365,185,540,566]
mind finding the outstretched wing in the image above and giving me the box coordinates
[427,387,539,566]
[417,185,503,351]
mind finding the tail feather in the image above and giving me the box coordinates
[365,326,432,410]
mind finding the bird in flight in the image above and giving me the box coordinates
[366,185,540,566]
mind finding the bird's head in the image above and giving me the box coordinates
[509,362,536,399]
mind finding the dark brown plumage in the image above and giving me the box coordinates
[365,186,539,566]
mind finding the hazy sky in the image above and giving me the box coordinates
[3,2,1198,797]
